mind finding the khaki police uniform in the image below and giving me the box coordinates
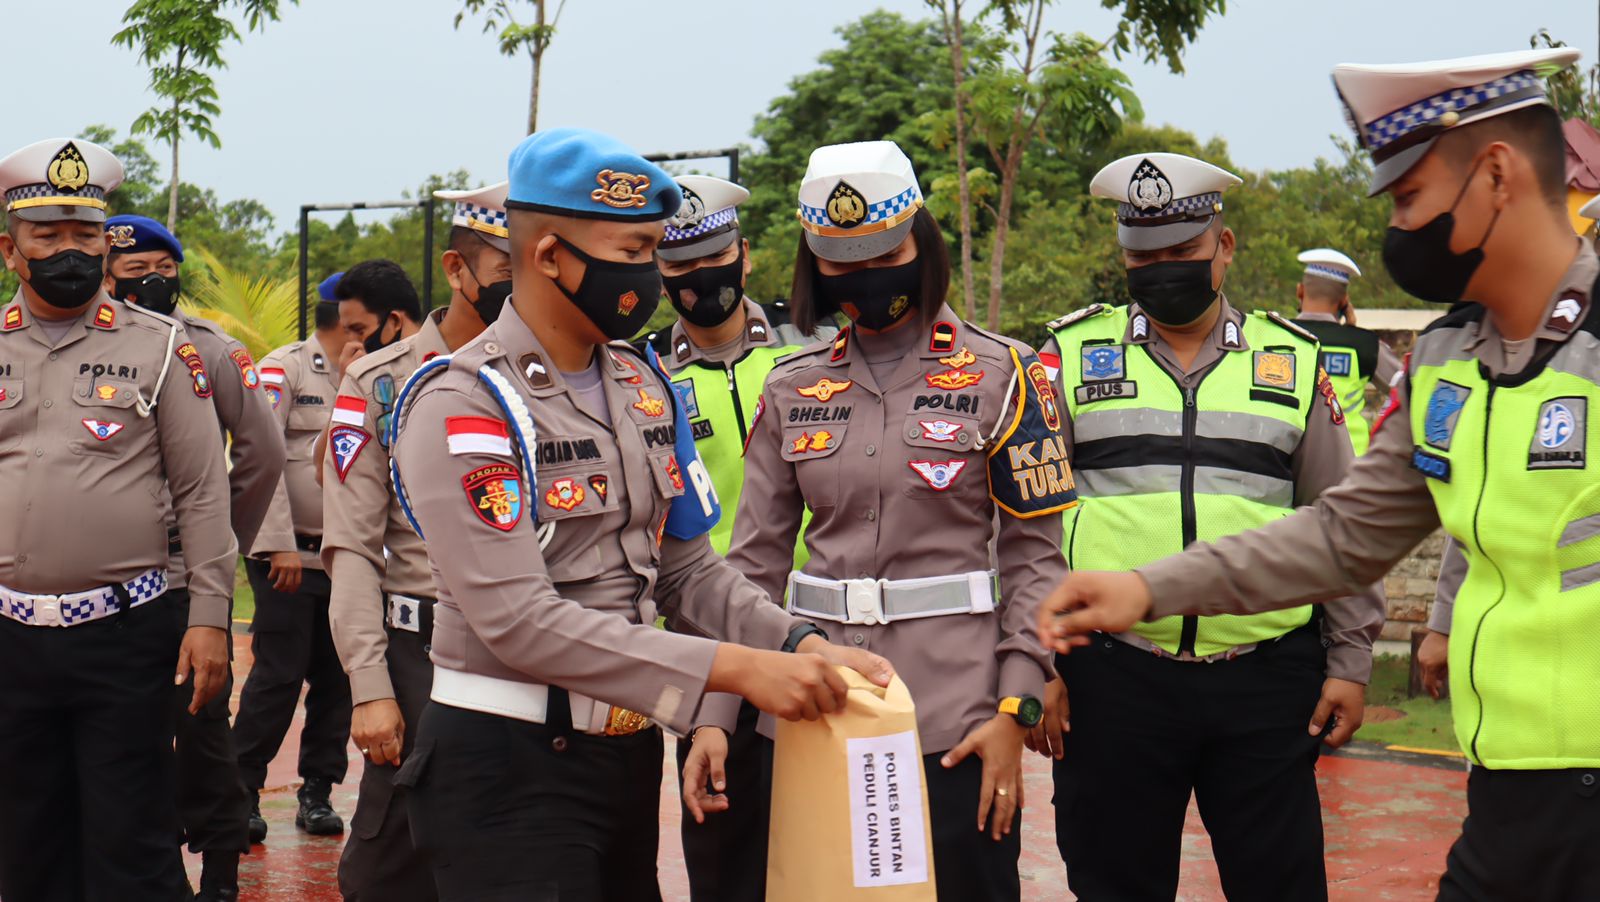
[389,306,806,900]
[0,292,236,901]
[729,308,1070,901]
[323,309,449,899]
[234,334,354,800]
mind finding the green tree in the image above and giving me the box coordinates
[112,0,294,231]
[1532,29,1599,127]
[456,0,567,133]
[184,247,300,359]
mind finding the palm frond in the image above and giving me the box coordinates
[182,247,300,359]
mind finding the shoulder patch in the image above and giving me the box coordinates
[230,347,259,389]
[1047,303,1106,333]
[989,347,1077,519]
[328,425,372,482]
[1260,310,1319,344]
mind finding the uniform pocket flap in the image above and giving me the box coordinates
[73,376,138,409]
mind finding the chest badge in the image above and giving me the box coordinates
[926,369,984,391]
[798,377,853,403]
[1081,346,1124,382]
[80,418,123,441]
[544,476,586,512]
[938,347,976,369]
[1529,397,1587,470]
[917,420,962,443]
[465,463,525,530]
[909,458,967,491]
[790,430,835,454]
[1423,381,1470,451]
[95,384,118,401]
[1252,351,1296,391]
[632,388,666,418]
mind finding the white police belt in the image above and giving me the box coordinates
[429,667,655,736]
[0,569,167,628]
[786,570,997,626]
[385,594,427,633]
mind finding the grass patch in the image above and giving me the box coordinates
[233,559,255,625]
[1353,653,1459,753]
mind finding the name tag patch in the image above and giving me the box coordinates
[691,419,714,441]
[1074,381,1137,405]
[1322,351,1353,378]
[1529,397,1587,470]
[1412,448,1451,482]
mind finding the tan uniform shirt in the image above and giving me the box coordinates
[1138,244,1600,636]
[729,307,1066,754]
[251,335,340,568]
[0,293,236,628]
[390,309,801,736]
[1430,536,1466,634]
[1297,311,1404,389]
[164,311,284,588]
[1041,299,1386,683]
[324,311,449,705]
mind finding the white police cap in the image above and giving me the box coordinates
[1090,152,1242,251]
[1334,48,1581,196]
[0,138,124,223]
[435,182,510,253]
[1297,248,1361,284]
[798,141,924,263]
[660,175,749,262]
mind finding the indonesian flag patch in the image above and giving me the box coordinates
[331,394,367,427]
[328,425,371,483]
[446,416,511,456]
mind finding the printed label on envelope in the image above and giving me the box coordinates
[846,730,930,888]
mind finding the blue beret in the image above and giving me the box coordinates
[318,272,345,302]
[506,128,680,222]
[104,214,183,263]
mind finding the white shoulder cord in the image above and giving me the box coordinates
[134,322,179,418]
[975,367,1022,452]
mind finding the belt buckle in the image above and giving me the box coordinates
[602,706,652,736]
[33,596,62,627]
[388,596,421,633]
[844,578,884,626]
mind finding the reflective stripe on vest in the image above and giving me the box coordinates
[1055,306,1316,656]
[1409,303,1600,769]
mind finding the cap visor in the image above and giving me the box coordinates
[1368,140,1435,197]
[482,234,511,254]
[1118,217,1212,252]
[658,229,738,263]
[805,218,914,263]
[11,205,107,223]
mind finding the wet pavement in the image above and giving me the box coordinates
[201,634,1467,900]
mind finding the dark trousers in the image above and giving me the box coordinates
[168,587,251,854]
[676,700,772,902]
[1437,766,1600,900]
[926,750,1022,901]
[0,593,190,902]
[400,699,665,902]
[234,560,351,791]
[1052,627,1328,902]
[339,617,438,901]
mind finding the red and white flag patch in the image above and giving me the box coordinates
[446,416,511,456]
[331,394,368,427]
[1039,351,1061,383]
[259,367,286,386]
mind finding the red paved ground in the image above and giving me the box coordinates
[200,635,1467,900]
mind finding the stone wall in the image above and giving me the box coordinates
[1380,529,1445,642]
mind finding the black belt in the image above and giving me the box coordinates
[294,533,322,554]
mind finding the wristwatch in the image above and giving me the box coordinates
[782,622,829,654]
[998,695,1043,728]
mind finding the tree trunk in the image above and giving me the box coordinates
[947,3,976,319]
[166,105,181,230]
[527,0,545,134]
[986,144,1022,332]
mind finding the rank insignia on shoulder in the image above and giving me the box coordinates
[632,388,667,418]
[329,425,372,483]
[1222,320,1243,350]
[3,306,22,331]
[909,458,966,490]
[231,348,259,389]
[1046,304,1104,332]
[80,418,123,441]
[1263,310,1318,343]
[830,329,850,362]
[926,368,984,391]
[93,304,115,329]
[929,321,957,353]
[798,377,853,402]
[1548,294,1584,333]
[545,476,585,512]
[1252,351,1295,391]
[465,463,525,530]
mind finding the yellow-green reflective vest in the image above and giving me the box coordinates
[1053,305,1318,656]
[1409,300,1600,769]
[1294,318,1382,455]
[668,342,811,565]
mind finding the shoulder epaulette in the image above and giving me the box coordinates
[1046,303,1107,332]
[960,320,1033,359]
[1419,302,1485,337]
[773,336,834,367]
[1259,310,1320,344]
[124,302,179,329]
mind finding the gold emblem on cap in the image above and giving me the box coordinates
[106,225,137,248]
[1439,110,1461,128]
[592,170,651,209]
[826,181,867,229]
[48,142,90,193]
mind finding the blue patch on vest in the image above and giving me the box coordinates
[1081,345,1124,381]
[1412,448,1451,482]
[645,345,721,540]
[1322,351,1353,378]
[672,378,700,419]
[1424,382,1470,451]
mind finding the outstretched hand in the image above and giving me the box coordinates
[1035,571,1153,655]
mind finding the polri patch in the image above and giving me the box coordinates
[1529,397,1586,470]
[1252,351,1295,391]
[1423,381,1471,451]
[1080,345,1124,382]
[465,463,524,530]
[329,425,372,483]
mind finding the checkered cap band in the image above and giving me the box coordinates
[800,186,920,230]
[1117,192,1221,224]
[664,206,737,243]
[5,183,107,207]
[1304,263,1351,284]
[1363,70,1543,152]
[452,202,508,235]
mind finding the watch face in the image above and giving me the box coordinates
[1017,696,1044,727]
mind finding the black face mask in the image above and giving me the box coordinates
[552,235,662,341]
[113,273,181,316]
[363,313,400,355]
[1126,256,1219,327]
[816,258,921,331]
[1381,158,1499,304]
[663,244,746,329]
[25,249,104,309]
[471,279,513,325]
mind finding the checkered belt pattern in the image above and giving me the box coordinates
[0,569,167,628]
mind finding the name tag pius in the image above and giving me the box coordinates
[1075,380,1137,404]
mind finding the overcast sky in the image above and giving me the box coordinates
[10,0,1596,232]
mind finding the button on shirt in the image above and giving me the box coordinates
[0,294,236,628]
[389,310,801,735]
